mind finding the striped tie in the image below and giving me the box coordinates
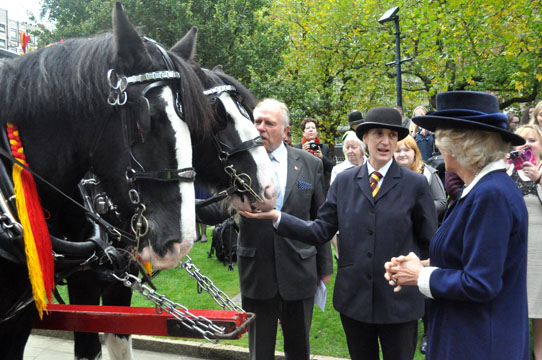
[370,171,382,197]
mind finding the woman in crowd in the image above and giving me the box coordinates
[329,131,366,260]
[507,123,542,360]
[296,117,335,189]
[523,105,535,124]
[530,101,542,130]
[330,131,366,183]
[507,111,521,132]
[394,135,446,217]
[242,107,437,360]
[384,91,529,360]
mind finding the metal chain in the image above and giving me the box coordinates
[179,255,244,313]
[113,272,226,343]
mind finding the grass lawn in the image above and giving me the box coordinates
[127,228,428,359]
[55,227,535,359]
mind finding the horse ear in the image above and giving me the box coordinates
[112,1,150,72]
[212,65,224,74]
[170,26,198,60]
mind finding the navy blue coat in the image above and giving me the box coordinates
[426,170,529,360]
[278,160,437,323]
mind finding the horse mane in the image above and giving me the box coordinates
[0,33,212,137]
[0,35,114,126]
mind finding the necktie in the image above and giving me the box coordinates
[269,154,283,210]
[370,171,382,198]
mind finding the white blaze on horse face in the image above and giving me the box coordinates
[218,93,277,212]
[140,88,195,270]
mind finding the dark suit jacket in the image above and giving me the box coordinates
[294,142,335,191]
[278,160,437,323]
[237,146,333,301]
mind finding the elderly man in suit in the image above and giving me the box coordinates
[242,106,437,360]
[237,98,333,360]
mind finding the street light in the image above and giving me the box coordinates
[378,6,412,108]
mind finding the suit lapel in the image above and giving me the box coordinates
[374,160,401,202]
[283,147,302,206]
[357,164,374,205]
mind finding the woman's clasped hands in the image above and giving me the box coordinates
[384,252,426,293]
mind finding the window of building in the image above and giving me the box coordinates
[0,39,6,48]
[0,24,5,33]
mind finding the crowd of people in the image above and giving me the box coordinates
[195,92,542,360]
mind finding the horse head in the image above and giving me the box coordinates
[90,2,221,269]
[168,28,278,213]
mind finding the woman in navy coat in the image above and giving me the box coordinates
[385,91,530,360]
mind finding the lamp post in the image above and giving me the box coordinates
[378,6,412,108]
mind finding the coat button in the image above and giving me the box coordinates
[368,229,374,235]
[367,274,372,280]
[367,252,373,258]
[370,207,375,214]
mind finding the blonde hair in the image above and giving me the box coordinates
[529,100,542,126]
[435,129,509,172]
[515,124,542,160]
[396,135,424,173]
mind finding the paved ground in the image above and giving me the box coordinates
[25,334,203,360]
[25,330,349,360]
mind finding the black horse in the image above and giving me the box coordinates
[67,16,278,360]
[0,3,275,359]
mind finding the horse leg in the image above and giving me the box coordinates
[0,259,37,360]
[67,271,103,360]
[102,279,134,360]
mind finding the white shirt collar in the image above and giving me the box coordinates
[366,158,393,178]
[270,143,288,164]
[460,159,506,199]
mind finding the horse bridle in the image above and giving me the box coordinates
[108,37,264,211]
[105,39,197,246]
[200,85,265,207]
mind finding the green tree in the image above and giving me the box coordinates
[34,0,286,85]
[265,0,542,145]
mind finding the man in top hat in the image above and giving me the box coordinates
[241,106,438,360]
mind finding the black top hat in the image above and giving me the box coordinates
[355,106,409,141]
[348,110,364,127]
[412,91,525,146]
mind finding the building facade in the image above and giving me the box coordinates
[0,8,38,55]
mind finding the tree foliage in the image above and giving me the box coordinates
[35,0,285,85]
[263,0,542,144]
[32,0,542,145]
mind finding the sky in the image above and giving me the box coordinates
[0,0,44,23]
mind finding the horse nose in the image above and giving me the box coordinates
[263,183,278,202]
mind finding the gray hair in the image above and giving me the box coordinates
[254,98,290,130]
[435,128,509,172]
[342,131,365,157]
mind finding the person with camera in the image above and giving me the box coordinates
[296,118,335,191]
[507,123,542,360]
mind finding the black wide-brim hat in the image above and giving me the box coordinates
[412,91,525,146]
[355,106,409,141]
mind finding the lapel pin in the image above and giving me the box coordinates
[294,165,299,171]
